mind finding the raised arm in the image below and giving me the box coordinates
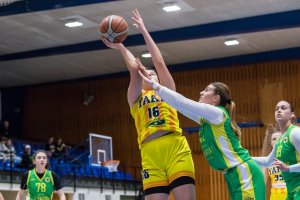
[102,39,142,107]
[132,9,175,90]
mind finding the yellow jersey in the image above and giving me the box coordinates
[130,90,182,147]
[268,166,287,200]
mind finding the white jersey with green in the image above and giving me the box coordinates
[275,124,300,191]
[153,85,251,171]
[200,106,251,170]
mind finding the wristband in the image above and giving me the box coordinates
[152,82,160,90]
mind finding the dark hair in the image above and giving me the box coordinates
[32,149,50,169]
[145,66,159,82]
[211,82,241,138]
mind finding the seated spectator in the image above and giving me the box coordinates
[54,137,71,163]
[0,120,11,140]
[45,136,56,159]
[5,138,21,163]
[17,144,33,169]
[0,138,9,161]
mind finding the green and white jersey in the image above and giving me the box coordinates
[27,169,54,200]
[199,106,251,170]
[275,124,300,192]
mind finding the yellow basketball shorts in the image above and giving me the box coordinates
[270,189,287,200]
[140,132,195,195]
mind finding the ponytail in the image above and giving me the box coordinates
[226,100,241,138]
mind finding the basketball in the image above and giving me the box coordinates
[99,15,128,43]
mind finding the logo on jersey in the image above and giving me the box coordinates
[283,136,288,143]
[146,119,165,127]
[45,177,50,183]
[141,170,150,180]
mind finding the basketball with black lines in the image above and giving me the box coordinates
[100,15,128,43]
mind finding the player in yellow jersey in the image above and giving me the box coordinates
[102,9,195,200]
[261,124,287,200]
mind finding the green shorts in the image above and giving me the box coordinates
[224,159,266,200]
[286,185,300,200]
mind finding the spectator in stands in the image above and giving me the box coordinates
[0,138,9,161]
[54,137,70,163]
[45,136,56,159]
[5,138,21,163]
[17,144,33,169]
[0,120,11,140]
[16,150,66,200]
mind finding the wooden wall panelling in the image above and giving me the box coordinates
[20,59,300,200]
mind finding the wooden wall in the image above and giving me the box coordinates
[21,59,300,199]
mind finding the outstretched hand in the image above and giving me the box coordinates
[272,159,289,172]
[135,58,156,88]
[101,38,123,50]
[131,9,147,33]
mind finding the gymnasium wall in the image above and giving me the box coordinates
[3,59,300,199]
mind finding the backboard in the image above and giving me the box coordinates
[89,133,113,167]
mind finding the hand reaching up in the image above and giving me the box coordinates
[131,9,147,34]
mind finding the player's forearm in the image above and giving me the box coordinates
[252,156,273,167]
[119,46,138,72]
[15,190,25,200]
[154,83,224,123]
[141,30,165,68]
[57,190,66,200]
[288,163,300,172]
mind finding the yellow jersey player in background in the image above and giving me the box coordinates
[262,124,287,200]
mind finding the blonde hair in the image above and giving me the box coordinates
[211,82,241,138]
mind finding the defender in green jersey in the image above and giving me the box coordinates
[16,150,66,200]
[138,70,266,200]
[254,101,300,200]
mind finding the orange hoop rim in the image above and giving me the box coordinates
[102,160,120,166]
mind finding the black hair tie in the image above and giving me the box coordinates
[226,99,232,105]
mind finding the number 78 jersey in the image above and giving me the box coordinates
[27,169,54,200]
[131,90,182,147]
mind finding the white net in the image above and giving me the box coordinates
[0,0,21,7]
[103,160,120,172]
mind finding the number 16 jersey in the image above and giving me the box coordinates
[130,90,182,147]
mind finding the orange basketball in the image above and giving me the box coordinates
[99,15,128,43]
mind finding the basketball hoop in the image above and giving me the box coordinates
[102,160,120,172]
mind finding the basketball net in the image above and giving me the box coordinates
[0,0,22,7]
[102,160,120,172]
